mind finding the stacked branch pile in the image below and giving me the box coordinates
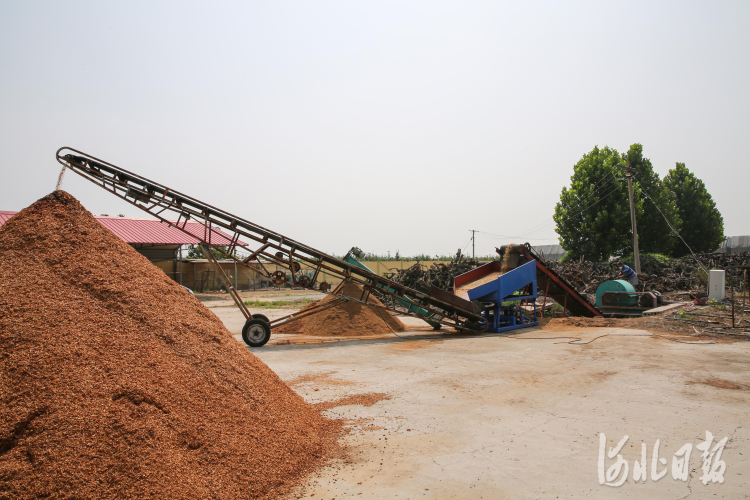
[544,253,750,295]
[386,253,485,291]
[384,248,748,298]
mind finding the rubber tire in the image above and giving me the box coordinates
[242,319,271,347]
[252,313,270,324]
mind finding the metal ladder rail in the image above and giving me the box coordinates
[56,147,484,328]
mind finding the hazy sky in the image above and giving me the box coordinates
[1,1,748,257]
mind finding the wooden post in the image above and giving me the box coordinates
[541,280,550,318]
[626,171,641,275]
[731,268,735,328]
[178,245,183,286]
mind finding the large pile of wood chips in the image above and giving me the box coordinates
[0,191,338,499]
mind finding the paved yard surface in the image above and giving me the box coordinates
[208,300,750,499]
[249,327,749,499]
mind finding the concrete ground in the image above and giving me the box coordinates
[211,302,750,499]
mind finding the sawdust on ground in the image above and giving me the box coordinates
[389,340,445,352]
[686,378,744,390]
[313,393,391,411]
[542,314,741,343]
[287,371,358,387]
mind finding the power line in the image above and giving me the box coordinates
[471,161,622,248]
[634,180,708,274]
[501,171,620,239]
[474,181,622,242]
[474,232,560,241]
[509,173,619,238]
[461,235,473,254]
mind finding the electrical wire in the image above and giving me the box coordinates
[472,162,622,243]
[474,181,622,242]
[634,180,709,274]
[506,175,620,238]
[461,235,473,254]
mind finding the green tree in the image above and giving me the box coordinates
[185,244,235,260]
[623,144,681,255]
[554,146,634,260]
[663,163,724,255]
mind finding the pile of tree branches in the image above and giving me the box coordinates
[544,253,750,294]
[387,251,484,291]
[384,247,749,297]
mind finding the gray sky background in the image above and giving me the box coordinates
[1,0,748,257]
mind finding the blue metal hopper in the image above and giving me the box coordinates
[455,259,539,333]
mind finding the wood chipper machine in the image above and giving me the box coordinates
[595,280,663,316]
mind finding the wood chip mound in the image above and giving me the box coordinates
[0,191,339,500]
[275,282,405,337]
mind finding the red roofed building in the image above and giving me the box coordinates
[0,211,255,290]
[1,211,243,259]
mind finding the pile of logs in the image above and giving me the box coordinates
[387,250,749,296]
[387,252,484,291]
[545,253,750,294]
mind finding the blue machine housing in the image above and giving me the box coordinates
[463,259,539,333]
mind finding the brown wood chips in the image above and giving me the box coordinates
[0,191,339,499]
[275,282,405,337]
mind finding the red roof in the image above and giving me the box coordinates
[0,211,14,226]
[0,211,245,246]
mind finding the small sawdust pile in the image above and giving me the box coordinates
[275,282,405,337]
[0,191,338,500]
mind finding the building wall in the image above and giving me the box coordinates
[173,261,264,291]
[152,260,177,282]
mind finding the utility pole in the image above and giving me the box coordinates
[617,163,641,275]
[471,230,475,259]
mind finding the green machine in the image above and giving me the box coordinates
[595,280,661,315]
[343,247,443,329]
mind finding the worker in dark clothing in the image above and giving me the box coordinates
[618,263,639,286]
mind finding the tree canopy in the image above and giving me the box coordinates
[553,146,633,261]
[555,145,723,261]
[185,244,235,260]
[663,163,724,255]
[624,144,681,255]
